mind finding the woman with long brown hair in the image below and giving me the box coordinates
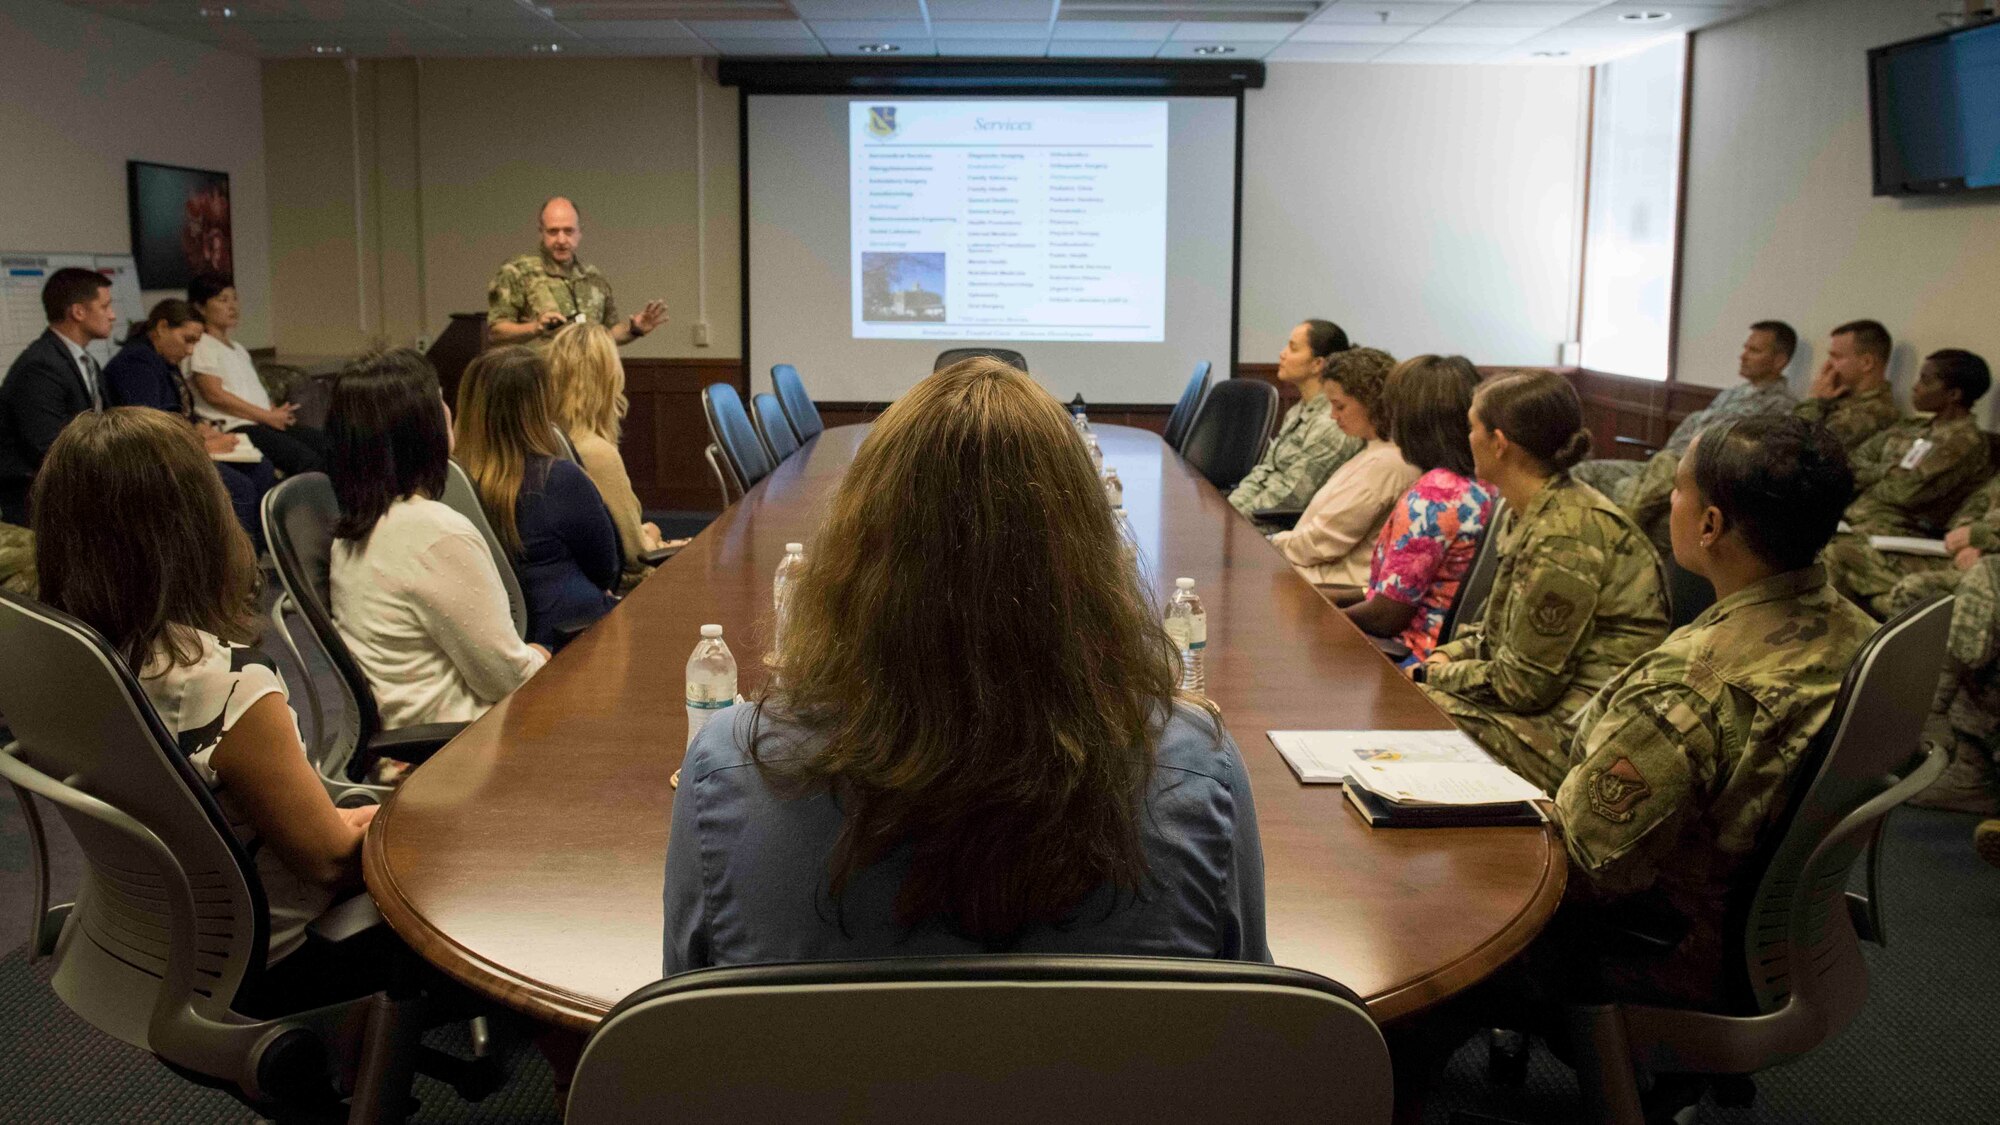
[662,358,1268,971]
[545,322,666,589]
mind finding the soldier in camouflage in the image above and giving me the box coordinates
[1229,319,1363,519]
[486,197,668,350]
[0,521,33,597]
[1819,350,1992,614]
[1554,416,1874,1010]
[1885,542,2000,819]
[1418,371,1670,795]
[1572,320,1798,514]
[1790,319,1902,454]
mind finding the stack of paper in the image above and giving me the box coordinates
[1342,761,1546,828]
[1868,535,1949,558]
[1266,729,1494,784]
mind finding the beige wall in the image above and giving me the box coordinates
[0,0,271,344]
[1678,0,2000,429]
[264,57,739,360]
[1240,63,1587,366]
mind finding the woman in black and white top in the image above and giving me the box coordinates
[31,407,371,966]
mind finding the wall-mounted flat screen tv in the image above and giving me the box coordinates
[1869,21,2000,196]
[127,161,233,289]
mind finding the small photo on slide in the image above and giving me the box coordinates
[862,252,946,323]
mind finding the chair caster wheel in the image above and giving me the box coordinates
[1486,1028,1530,1087]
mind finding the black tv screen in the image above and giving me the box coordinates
[1869,20,2000,197]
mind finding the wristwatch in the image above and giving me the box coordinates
[628,315,647,338]
[1409,663,1429,685]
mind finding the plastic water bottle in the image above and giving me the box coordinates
[1164,577,1207,696]
[686,625,737,749]
[1101,467,1123,508]
[772,542,805,654]
[1075,411,1091,434]
[1085,431,1104,470]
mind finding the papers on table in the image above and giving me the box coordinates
[211,439,264,464]
[1869,535,1950,558]
[1343,761,1546,807]
[1266,728,1493,784]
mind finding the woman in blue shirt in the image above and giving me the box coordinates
[453,346,620,648]
[663,357,1269,975]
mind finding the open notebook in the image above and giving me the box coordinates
[1268,730,1546,828]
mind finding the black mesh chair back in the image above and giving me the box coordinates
[704,383,774,496]
[770,364,823,444]
[1438,498,1508,646]
[262,474,383,765]
[568,955,1392,1125]
[751,392,801,464]
[1163,361,1212,452]
[1666,553,1717,630]
[934,347,1028,372]
[1178,378,1278,492]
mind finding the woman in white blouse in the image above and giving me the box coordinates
[187,271,330,476]
[326,349,547,730]
[1268,347,1420,591]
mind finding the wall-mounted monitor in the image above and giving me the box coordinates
[1869,20,2000,197]
[126,161,233,289]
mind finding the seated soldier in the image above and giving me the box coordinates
[1822,349,1992,614]
[1882,526,2000,818]
[1572,320,1797,515]
[1417,371,1669,794]
[1792,319,1902,454]
[1228,319,1362,520]
[1554,414,1875,1012]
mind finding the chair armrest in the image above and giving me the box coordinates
[1252,506,1305,531]
[1613,435,1662,456]
[639,546,680,566]
[306,894,385,946]
[365,722,467,762]
[1368,634,1413,663]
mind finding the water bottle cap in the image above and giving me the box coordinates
[785,542,804,553]
[700,624,723,638]
[1176,577,1196,589]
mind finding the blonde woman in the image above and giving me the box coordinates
[456,345,621,648]
[547,322,667,590]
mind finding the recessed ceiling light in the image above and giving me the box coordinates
[196,5,232,17]
[856,42,901,53]
[530,42,563,52]
[1619,10,1672,22]
[310,44,344,55]
[1191,45,1236,56]
[1531,50,1569,57]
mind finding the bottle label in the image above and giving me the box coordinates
[685,696,733,710]
[1189,617,1206,646]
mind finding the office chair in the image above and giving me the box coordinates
[0,591,496,1124]
[1438,498,1509,647]
[703,384,775,499]
[1163,361,1212,452]
[261,473,470,790]
[1179,379,1278,493]
[770,364,824,444]
[549,423,581,464]
[751,391,802,464]
[1560,594,1953,1124]
[934,347,1029,373]
[567,955,1393,1125]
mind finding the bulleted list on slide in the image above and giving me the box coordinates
[849,100,1167,343]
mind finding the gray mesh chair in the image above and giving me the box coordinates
[751,392,801,464]
[261,473,474,791]
[1163,361,1213,452]
[1562,593,1954,1125]
[1437,498,1509,647]
[703,383,774,497]
[934,347,1029,373]
[567,956,1392,1125]
[770,364,824,444]
[703,443,737,510]
[1179,378,1279,493]
[0,590,472,1122]
[548,424,580,464]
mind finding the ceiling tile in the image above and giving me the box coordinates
[1046,39,1167,57]
[1560,4,1743,31]
[924,0,1053,19]
[1166,21,1295,41]
[1437,3,1601,27]
[1049,20,1176,40]
[557,19,695,37]
[1372,41,1501,61]
[1407,23,1536,43]
[1287,22,1418,42]
[1266,41,1391,60]
[1153,39,1278,59]
[806,20,932,37]
[820,37,939,54]
[929,19,1050,35]
[682,18,812,38]
[786,0,921,16]
[933,37,1049,55]
[1311,1,1464,24]
[701,36,827,53]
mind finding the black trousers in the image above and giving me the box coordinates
[239,423,330,477]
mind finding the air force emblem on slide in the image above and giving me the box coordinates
[867,106,898,139]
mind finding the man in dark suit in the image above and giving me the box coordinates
[0,268,118,525]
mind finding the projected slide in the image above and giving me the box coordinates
[850,100,1167,343]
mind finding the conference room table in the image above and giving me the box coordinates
[364,423,1565,1030]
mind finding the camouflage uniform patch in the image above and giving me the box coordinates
[1228,393,1363,518]
[0,521,35,598]
[486,250,620,348]
[1792,382,1902,456]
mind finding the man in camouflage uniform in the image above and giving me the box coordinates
[1228,322,1364,519]
[1419,475,1670,795]
[1884,544,2000,818]
[1555,416,1874,1010]
[1819,350,1991,614]
[1572,320,1798,513]
[486,197,668,350]
[1791,319,1902,454]
[0,521,34,597]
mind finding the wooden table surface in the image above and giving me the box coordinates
[365,424,1564,1029]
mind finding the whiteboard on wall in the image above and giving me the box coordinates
[1,252,145,368]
